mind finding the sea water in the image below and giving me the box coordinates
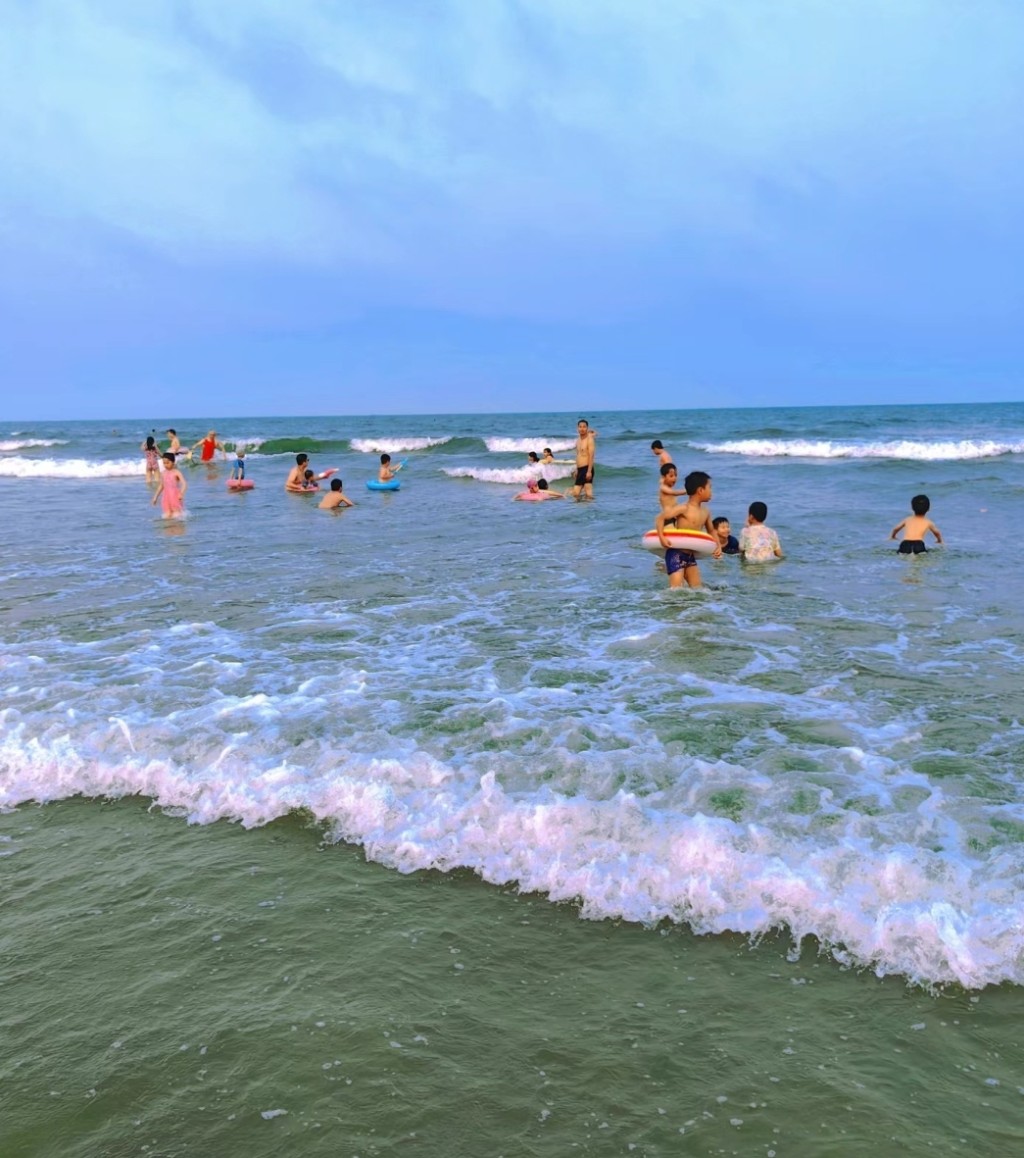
[2,403,1024,1156]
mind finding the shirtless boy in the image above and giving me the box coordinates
[891,494,943,554]
[572,419,597,501]
[319,478,354,509]
[378,453,402,483]
[655,469,721,588]
[651,440,673,466]
[658,463,686,516]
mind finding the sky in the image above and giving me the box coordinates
[1,0,1022,420]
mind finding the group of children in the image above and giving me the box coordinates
[650,440,943,589]
[654,461,783,588]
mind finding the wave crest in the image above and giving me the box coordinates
[695,438,1024,461]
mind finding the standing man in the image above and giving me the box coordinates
[572,418,597,502]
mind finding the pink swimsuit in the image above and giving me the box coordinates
[161,470,184,516]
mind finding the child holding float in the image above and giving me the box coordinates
[655,470,721,588]
[378,453,403,483]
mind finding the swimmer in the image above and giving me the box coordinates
[319,478,354,509]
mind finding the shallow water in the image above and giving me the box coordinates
[3,403,1024,1154]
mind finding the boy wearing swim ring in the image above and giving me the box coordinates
[319,478,354,509]
[891,494,942,554]
[378,453,402,483]
[230,448,246,482]
[738,502,784,563]
[656,470,721,588]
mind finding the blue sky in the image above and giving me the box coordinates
[1,0,1022,419]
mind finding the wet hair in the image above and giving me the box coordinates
[161,452,175,465]
[651,440,664,450]
[911,494,930,515]
[684,470,711,496]
[304,469,314,480]
[537,479,550,490]
[296,453,308,466]
[330,478,343,491]
[712,516,730,528]
[577,418,589,428]
[145,436,156,450]
[748,501,768,522]
[543,447,553,456]
[380,453,391,464]
[659,462,677,478]
[527,452,540,463]
[167,428,176,435]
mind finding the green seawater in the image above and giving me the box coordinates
[3,800,1024,1157]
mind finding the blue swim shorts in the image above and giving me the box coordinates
[665,548,698,575]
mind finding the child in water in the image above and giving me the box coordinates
[301,469,318,491]
[658,463,686,516]
[712,516,739,555]
[378,453,402,482]
[141,435,160,485]
[151,453,187,518]
[655,470,721,588]
[891,495,942,554]
[738,502,783,563]
[230,448,246,482]
[319,478,354,509]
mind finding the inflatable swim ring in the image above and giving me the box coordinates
[366,479,401,491]
[227,479,254,490]
[641,528,717,556]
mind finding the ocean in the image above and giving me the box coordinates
[2,402,1024,1156]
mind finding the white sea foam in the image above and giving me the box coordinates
[442,465,573,484]
[695,438,1024,460]
[350,437,451,453]
[0,439,68,452]
[484,438,575,453]
[0,456,143,479]
[1,716,1021,989]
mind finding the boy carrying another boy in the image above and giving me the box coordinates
[738,502,784,563]
[655,470,721,588]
